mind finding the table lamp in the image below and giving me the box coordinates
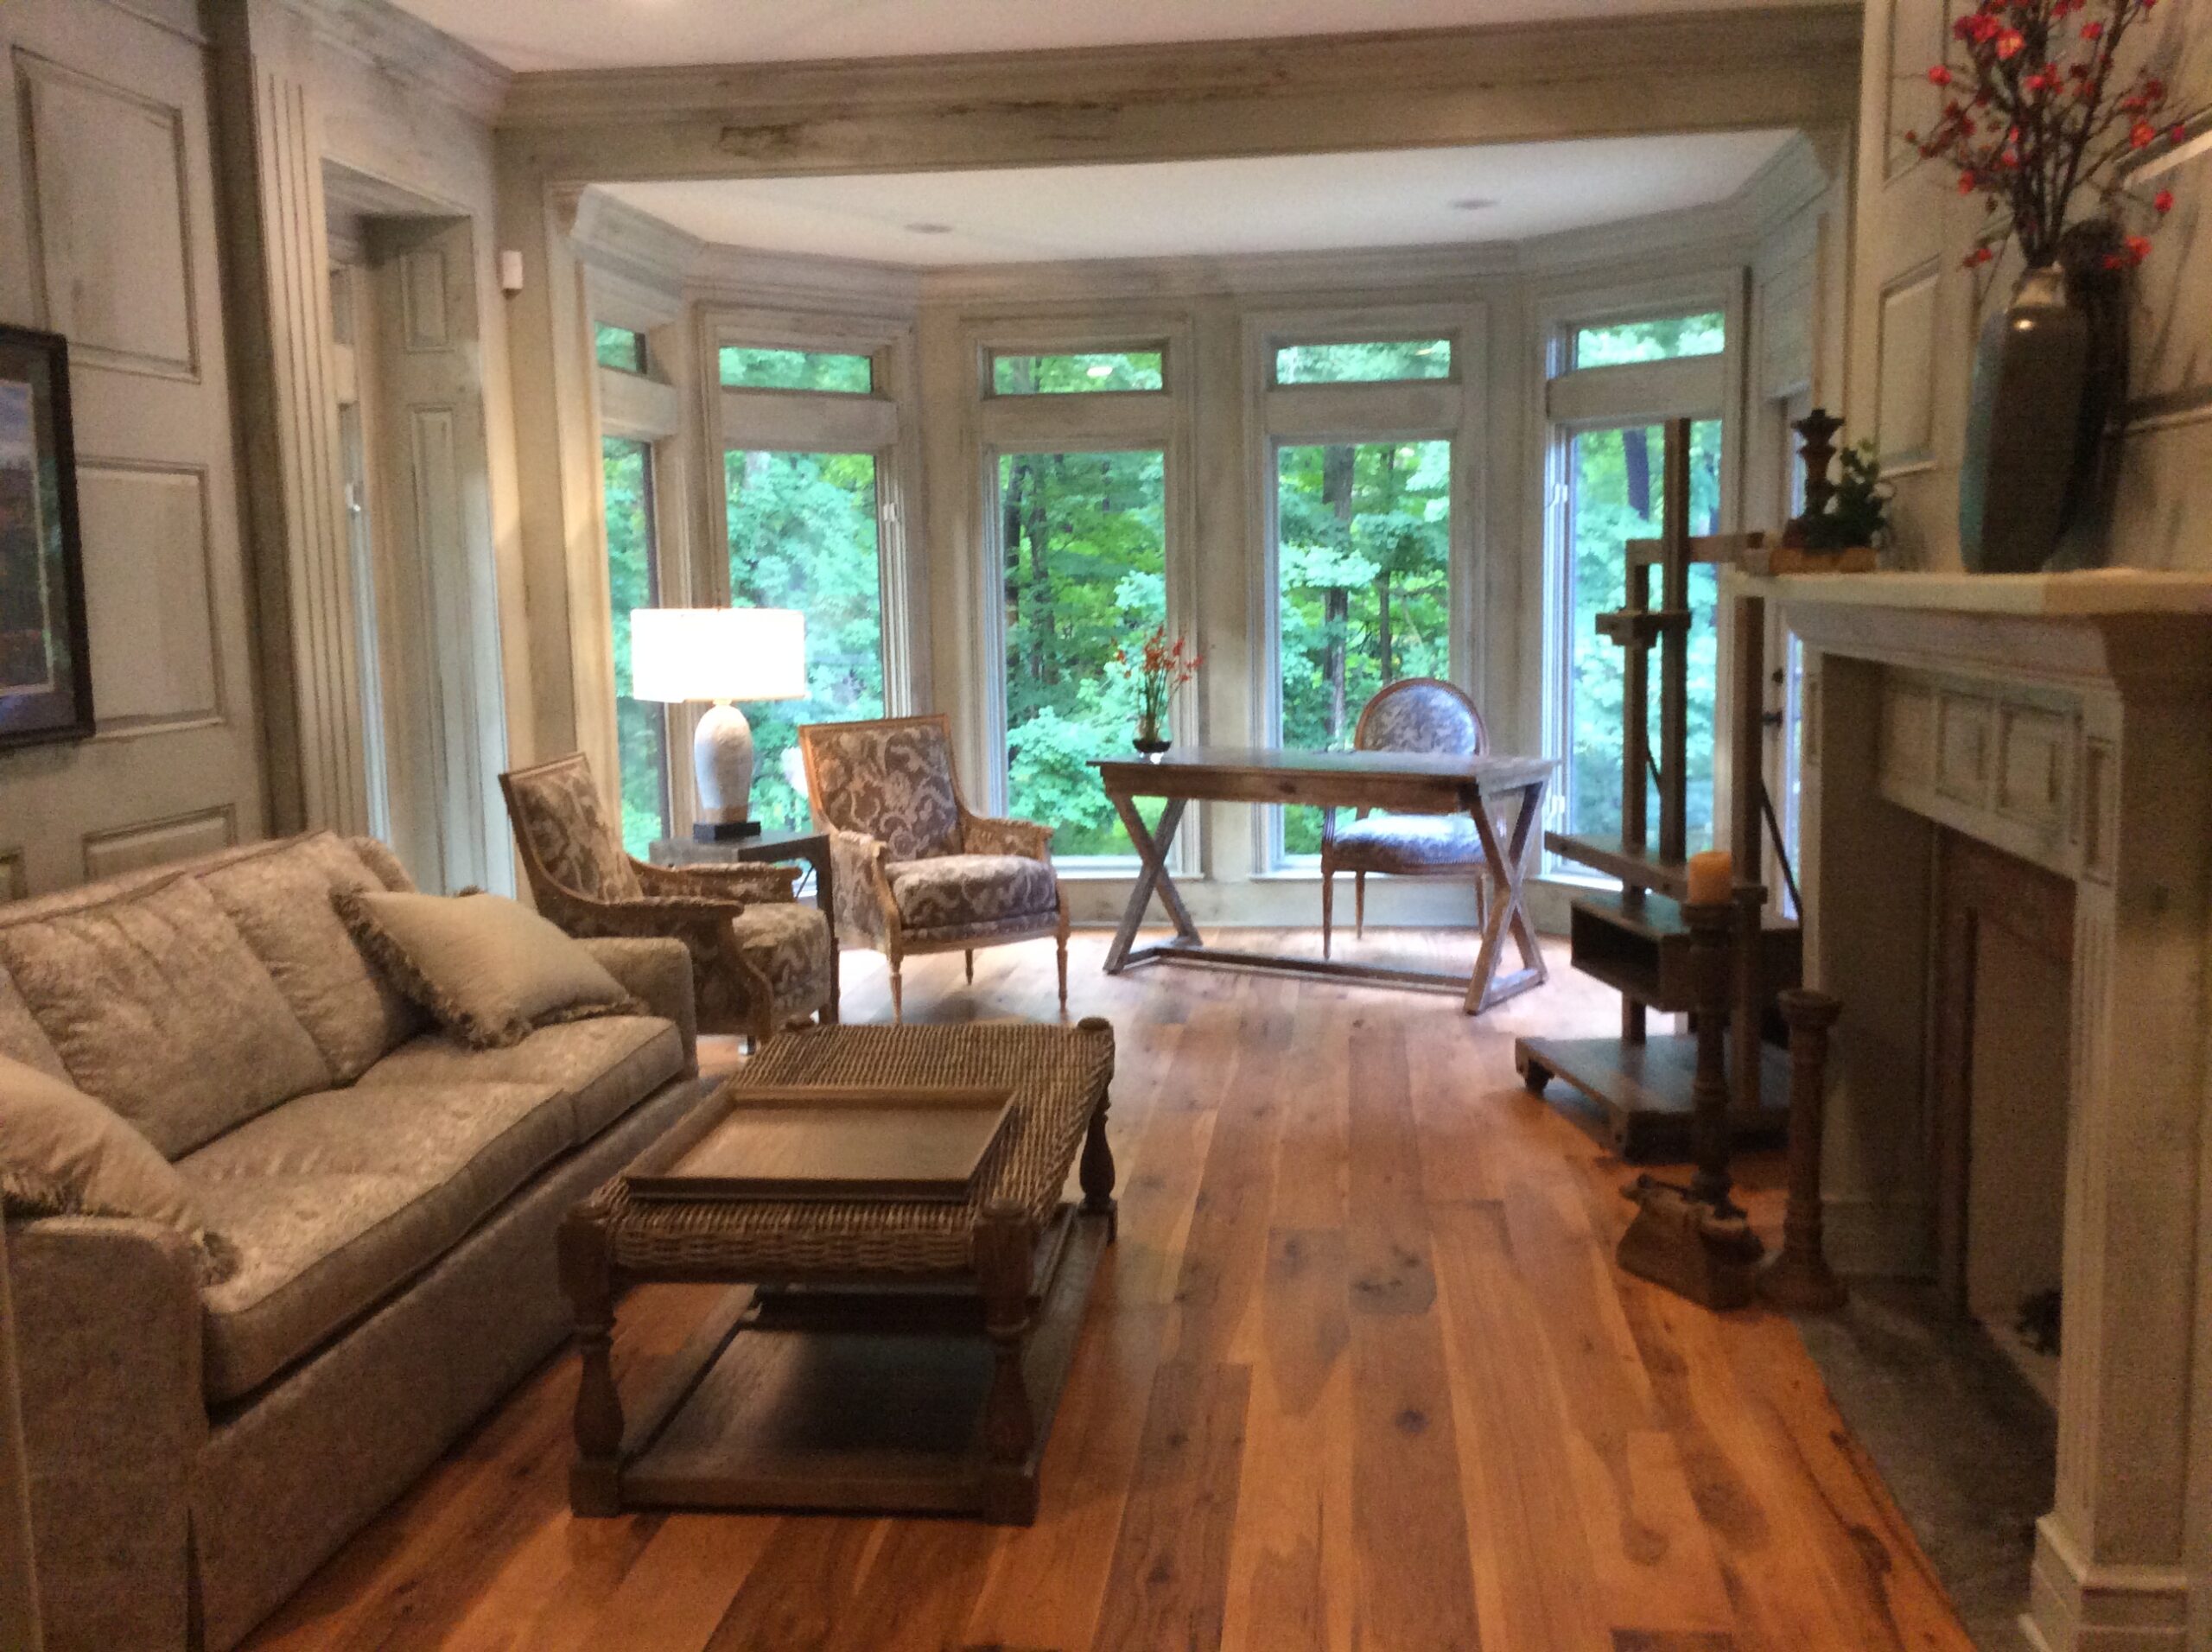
[630,607,807,840]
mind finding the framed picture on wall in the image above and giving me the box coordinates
[0,323,92,750]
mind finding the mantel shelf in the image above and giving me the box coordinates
[1725,567,2212,618]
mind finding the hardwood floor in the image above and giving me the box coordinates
[243,930,1974,1652]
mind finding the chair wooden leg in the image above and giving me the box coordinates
[964,949,975,984]
[1356,871,1368,938]
[1055,932,1069,1018]
[1321,864,1335,958]
[890,958,904,1023]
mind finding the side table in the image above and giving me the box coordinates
[652,829,839,1020]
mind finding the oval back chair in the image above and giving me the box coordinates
[1321,677,1491,956]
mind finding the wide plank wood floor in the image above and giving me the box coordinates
[244,929,1974,1652]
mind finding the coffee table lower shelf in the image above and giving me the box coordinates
[598,1203,1109,1523]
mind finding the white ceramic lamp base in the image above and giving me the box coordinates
[691,700,760,840]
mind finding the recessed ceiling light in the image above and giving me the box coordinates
[1450,196,1498,213]
[905,220,953,235]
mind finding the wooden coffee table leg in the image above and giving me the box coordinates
[558,1210,624,1516]
[1080,1082,1118,1242]
[976,1199,1039,1524]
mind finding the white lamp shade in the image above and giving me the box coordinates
[629,607,807,704]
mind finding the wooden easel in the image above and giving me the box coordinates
[1516,418,1800,1160]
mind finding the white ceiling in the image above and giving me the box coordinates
[599,132,1796,267]
[398,0,1834,73]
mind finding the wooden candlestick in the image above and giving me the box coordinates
[1758,988,1848,1312]
[1615,895,1764,1311]
[1683,898,1743,1219]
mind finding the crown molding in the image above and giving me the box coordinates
[684,243,925,315]
[915,240,1521,308]
[277,0,509,124]
[570,186,708,295]
[497,6,1863,181]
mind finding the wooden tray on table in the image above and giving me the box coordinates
[622,1085,1014,1203]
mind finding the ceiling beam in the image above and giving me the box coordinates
[498,5,1863,183]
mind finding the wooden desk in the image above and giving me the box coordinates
[1089,747,1555,1014]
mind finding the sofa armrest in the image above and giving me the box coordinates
[9,1215,204,1650]
[581,937,698,1071]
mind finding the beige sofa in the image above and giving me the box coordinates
[0,832,706,1651]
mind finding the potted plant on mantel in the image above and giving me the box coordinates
[1765,407,1892,572]
[1906,0,2201,572]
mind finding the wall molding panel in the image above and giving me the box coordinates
[16,50,200,379]
[73,460,224,729]
[80,804,236,880]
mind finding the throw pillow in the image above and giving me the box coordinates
[334,889,641,1050]
[0,1054,232,1282]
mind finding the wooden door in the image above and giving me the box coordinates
[361,216,507,893]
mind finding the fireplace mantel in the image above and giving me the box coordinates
[1728,569,2212,1652]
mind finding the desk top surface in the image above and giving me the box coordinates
[1090,745,1554,790]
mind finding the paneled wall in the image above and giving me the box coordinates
[0,0,266,895]
[1852,1,2212,569]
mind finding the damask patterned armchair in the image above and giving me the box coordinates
[798,713,1069,1021]
[1321,677,1491,956]
[499,753,836,1045]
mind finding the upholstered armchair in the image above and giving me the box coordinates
[499,753,836,1045]
[1321,677,1492,956]
[797,713,1069,1021]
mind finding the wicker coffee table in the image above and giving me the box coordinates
[558,1019,1117,1525]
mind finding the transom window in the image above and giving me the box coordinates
[719,346,874,394]
[989,351,1164,394]
[1571,311,1725,368]
[594,325,646,375]
[1274,339,1452,384]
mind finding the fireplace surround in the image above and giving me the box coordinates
[1738,569,2212,1652]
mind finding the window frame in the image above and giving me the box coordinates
[966,315,1195,874]
[1247,303,1488,873]
[588,271,690,849]
[1529,270,1749,884]
[702,306,925,747]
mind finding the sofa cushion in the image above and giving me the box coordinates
[0,969,68,1080]
[336,890,640,1050]
[359,1015,684,1145]
[887,853,1059,935]
[201,835,423,1083]
[0,876,332,1160]
[179,1080,571,1401]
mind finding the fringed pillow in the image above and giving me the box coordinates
[334,889,640,1050]
[0,1054,234,1284]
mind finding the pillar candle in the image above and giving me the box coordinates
[1686,848,1733,905]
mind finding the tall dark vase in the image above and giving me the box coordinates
[1959,265,2090,573]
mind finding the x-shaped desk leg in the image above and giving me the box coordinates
[1463,774,1550,1013]
[1103,791,1199,973]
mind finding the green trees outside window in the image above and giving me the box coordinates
[720,347,874,393]
[1562,419,1722,851]
[601,438,669,855]
[991,353,1164,394]
[1572,312,1725,368]
[594,325,645,374]
[999,450,1167,858]
[1274,340,1452,384]
[1276,439,1452,856]
[726,450,885,831]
